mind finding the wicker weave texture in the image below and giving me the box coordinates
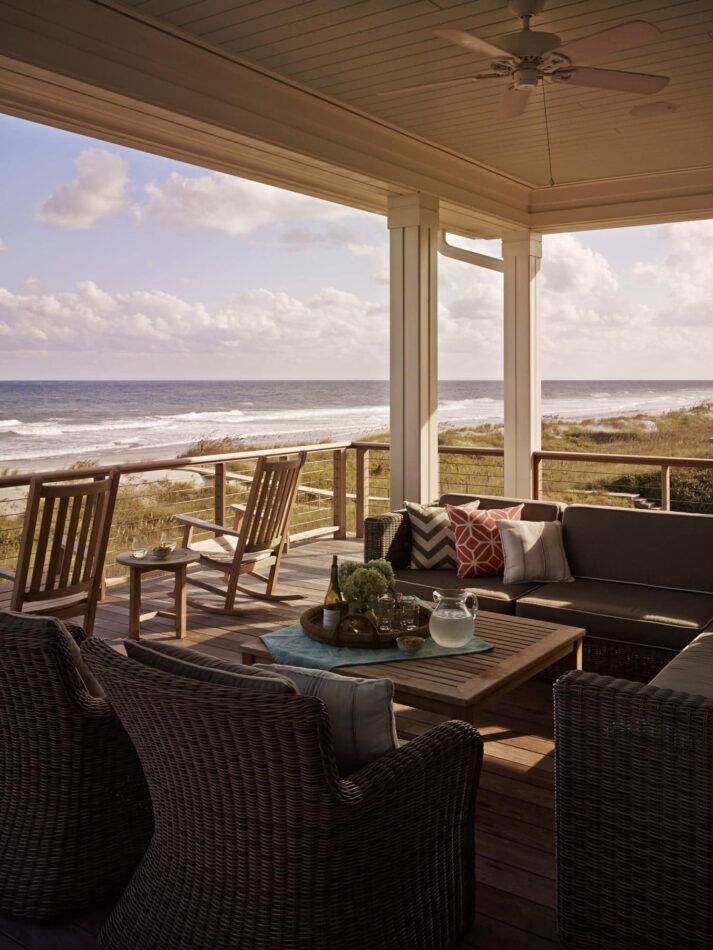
[0,613,152,919]
[363,511,412,568]
[555,671,713,950]
[83,638,482,950]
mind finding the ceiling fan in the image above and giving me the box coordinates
[378,0,670,118]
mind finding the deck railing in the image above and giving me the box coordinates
[1,442,711,580]
[533,450,713,513]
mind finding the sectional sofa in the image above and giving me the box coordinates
[364,494,713,680]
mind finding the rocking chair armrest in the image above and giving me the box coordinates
[175,514,242,538]
[0,566,15,580]
[228,503,246,512]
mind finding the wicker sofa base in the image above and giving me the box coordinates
[539,636,677,683]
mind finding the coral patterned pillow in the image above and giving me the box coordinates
[446,504,524,578]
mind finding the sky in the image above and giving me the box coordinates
[0,112,712,381]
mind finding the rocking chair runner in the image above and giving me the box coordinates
[176,452,307,612]
[0,471,120,636]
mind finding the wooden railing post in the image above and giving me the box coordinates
[332,448,347,539]
[532,453,541,500]
[661,463,671,511]
[355,447,370,539]
[214,462,226,534]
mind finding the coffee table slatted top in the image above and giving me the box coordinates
[241,611,585,723]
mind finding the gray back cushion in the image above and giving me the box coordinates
[439,493,561,523]
[124,640,296,693]
[562,505,713,593]
[258,663,398,776]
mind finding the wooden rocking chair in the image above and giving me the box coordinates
[0,471,120,635]
[176,453,307,612]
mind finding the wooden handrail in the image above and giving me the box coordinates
[533,450,713,468]
[0,441,353,489]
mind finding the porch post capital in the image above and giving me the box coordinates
[387,193,439,230]
[502,230,542,259]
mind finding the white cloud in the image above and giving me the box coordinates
[633,219,713,325]
[134,171,357,236]
[23,276,41,291]
[542,232,618,296]
[0,239,6,252]
[0,282,388,367]
[36,148,129,229]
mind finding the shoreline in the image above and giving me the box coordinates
[1,398,711,476]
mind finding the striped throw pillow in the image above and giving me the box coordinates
[405,500,480,570]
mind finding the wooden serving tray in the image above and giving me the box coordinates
[300,603,431,648]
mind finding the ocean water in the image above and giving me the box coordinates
[0,379,712,466]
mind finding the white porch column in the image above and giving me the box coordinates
[387,193,439,508]
[502,231,542,498]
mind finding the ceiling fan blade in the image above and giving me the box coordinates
[376,74,499,98]
[434,28,511,61]
[555,20,661,63]
[498,85,532,118]
[552,66,669,94]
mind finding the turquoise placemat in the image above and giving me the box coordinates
[260,623,494,672]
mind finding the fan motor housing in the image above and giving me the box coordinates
[513,66,540,89]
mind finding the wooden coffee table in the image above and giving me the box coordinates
[240,611,585,725]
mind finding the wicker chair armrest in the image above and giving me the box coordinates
[555,670,713,948]
[337,720,481,806]
[363,510,411,568]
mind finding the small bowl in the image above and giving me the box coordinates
[396,635,426,657]
[152,541,176,559]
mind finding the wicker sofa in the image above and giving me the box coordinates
[555,632,713,949]
[364,493,562,614]
[365,496,713,680]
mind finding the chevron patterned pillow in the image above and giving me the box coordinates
[404,500,480,570]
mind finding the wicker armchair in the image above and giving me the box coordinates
[555,671,713,950]
[83,638,482,950]
[0,613,152,919]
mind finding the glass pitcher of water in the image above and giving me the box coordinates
[429,590,478,647]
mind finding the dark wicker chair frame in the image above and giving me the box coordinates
[365,510,679,681]
[555,670,713,950]
[0,614,152,919]
[83,638,483,950]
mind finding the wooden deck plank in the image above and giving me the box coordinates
[0,538,559,948]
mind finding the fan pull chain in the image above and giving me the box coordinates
[541,80,556,187]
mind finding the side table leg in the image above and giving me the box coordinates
[129,567,142,642]
[174,565,187,639]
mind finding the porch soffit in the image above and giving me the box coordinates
[0,0,712,237]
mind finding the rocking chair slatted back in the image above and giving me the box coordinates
[10,472,120,631]
[241,454,306,554]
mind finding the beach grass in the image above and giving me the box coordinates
[1,402,711,575]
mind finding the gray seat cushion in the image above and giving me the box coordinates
[394,568,540,615]
[649,631,713,698]
[517,579,713,651]
[124,640,296,693]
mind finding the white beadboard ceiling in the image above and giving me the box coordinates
[117,0,713,188]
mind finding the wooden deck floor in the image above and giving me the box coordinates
[0,538,558,950]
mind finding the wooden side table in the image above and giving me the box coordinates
[116,549,199,641]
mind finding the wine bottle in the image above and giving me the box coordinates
[323,555,343,632]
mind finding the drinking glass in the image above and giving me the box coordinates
[131,537,148,559]
[376,593,395,633]
[400,595,419,631]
